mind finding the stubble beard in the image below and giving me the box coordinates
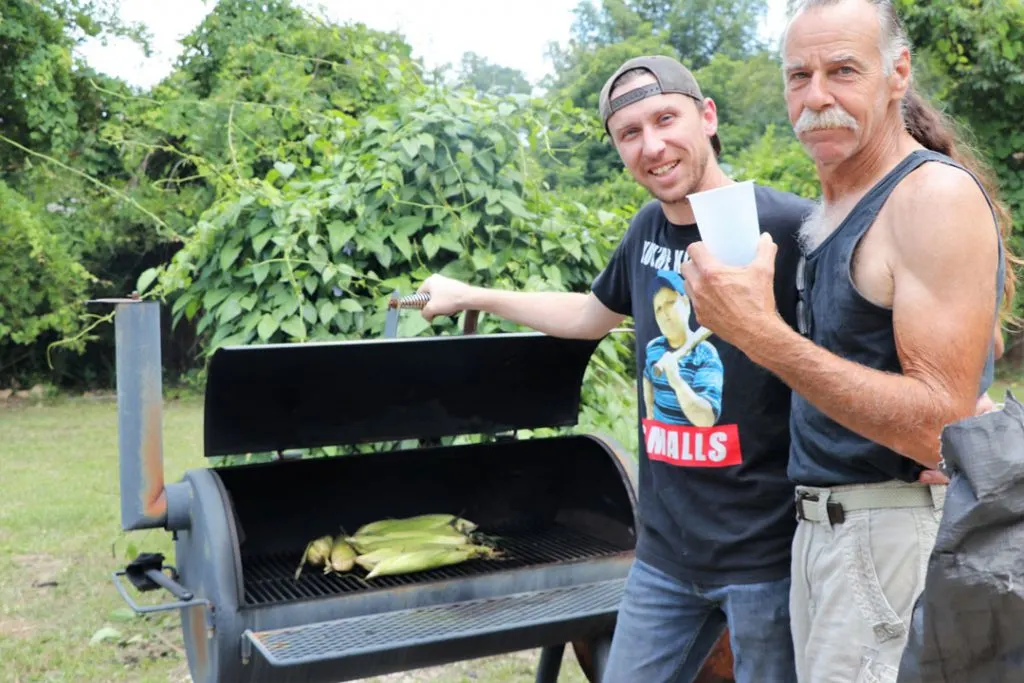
[647,145,710,208]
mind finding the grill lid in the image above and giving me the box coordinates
[203,332,601,457]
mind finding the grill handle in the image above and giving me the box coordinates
[111,552,208,614]
[388,292,480,336]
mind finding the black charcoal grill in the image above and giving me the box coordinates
[106,298,639,682]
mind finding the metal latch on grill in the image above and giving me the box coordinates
[112,552,210,615]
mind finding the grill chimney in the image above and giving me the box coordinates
[114,300,190,531]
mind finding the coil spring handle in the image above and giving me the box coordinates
[389,293,479,335]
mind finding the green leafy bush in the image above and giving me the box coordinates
[727,124,821,200]
[0,182,95,349]
[141,84,639,454]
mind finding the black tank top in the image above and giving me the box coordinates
[788,149,1004,486]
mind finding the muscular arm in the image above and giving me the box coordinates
[741,168,1000,468]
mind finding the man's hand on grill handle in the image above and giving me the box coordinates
[416,274,625,340]
[417,274,473,322]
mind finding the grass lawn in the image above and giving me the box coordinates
[0,396,589,683]
[990,377,1021,403]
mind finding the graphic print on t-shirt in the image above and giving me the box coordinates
[640,266,742,468]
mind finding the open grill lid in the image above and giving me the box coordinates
[203,332,602,457]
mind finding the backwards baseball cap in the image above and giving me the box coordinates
[598,55,721,156]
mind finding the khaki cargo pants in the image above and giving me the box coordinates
[789,480,945,683]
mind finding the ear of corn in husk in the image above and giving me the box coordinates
[297,514,497,579]
[354,546,410,571]
[294,535,333,579]
[354,513,477,537]
[365,545,497,579]
[324,536,357,574]
[346,528,472,554]
[355,542,497,571]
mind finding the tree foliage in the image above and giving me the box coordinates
[143,87,619,346]
[453,52,532,96]
[557,0,768,71]
[2,0,1023,407]
[0,181,95,350]
[897,0,1024,239]
[695,52,792,155]
[630,0,769,69]
[0,0,148,171]
[728,124,820,199]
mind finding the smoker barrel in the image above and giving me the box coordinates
[109,299,640,683]
[175,433,637,682]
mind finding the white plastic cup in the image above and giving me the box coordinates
[687,180,761,267]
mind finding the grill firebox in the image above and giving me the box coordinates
[107,300,640,683]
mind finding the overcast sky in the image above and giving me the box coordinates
[76,0,792,89]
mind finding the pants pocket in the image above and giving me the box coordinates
[840,516,907,644]
[856,653,900,683]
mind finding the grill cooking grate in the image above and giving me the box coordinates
[241,525,627,606]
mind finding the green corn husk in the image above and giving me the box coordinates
[354,546,412,571]
[324,536,357,574]
[354,514,477,537]
[356,542,496,571]
[364,545,495,580]
[346,529,472,554]
[294,535,333,579]
[351,526,468,541]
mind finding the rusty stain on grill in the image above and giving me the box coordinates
[140,383,168,522]
[186,604,210,677]
[241,526,627,607]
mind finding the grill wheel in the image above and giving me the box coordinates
[570,630,735,682]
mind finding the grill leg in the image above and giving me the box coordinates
[536,643,565,683]
[588,634,612,683]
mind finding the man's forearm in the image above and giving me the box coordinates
[746,319,974,469]
[461,288,604,340]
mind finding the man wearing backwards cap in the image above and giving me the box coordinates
[416,55,812,681]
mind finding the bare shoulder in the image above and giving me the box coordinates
[886,160,998,269]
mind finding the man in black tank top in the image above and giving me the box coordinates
[680,1,1011,682]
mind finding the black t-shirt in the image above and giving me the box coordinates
[592,184,813,584]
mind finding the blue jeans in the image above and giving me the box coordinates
[602,558,796,683]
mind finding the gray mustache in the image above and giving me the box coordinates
[794,106,859,134]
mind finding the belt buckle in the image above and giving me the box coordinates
[795,491,846,524]
[795,491,818,521]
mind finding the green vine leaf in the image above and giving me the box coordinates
[274,161,296,179]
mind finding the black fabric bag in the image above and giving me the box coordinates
[897,392,1024,683]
